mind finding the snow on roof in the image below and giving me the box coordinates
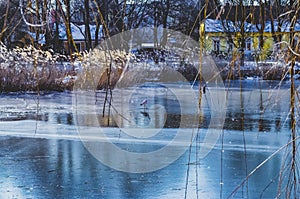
[295,22,300,31]
[29,32,46,44]
[264,20,289,32]
[31,23,103,44]
[205,19,224,33]
[59,23,103,41]
[205,18,258,33]
[265,20,300,32]
[205,18,300,33]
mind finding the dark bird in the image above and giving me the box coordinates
[140,99,148,112]
[140,99,147,106]
[140,111,150,119]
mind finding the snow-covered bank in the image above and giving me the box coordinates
[0,42,296,93]
[214,57,297,80]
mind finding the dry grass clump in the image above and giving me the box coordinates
[75,48,131,90]
[0,43,75,92]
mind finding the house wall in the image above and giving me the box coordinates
[203,31,298,61]
[204,33,238,56]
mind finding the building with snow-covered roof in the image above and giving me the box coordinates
[204,18,300,61]
[29,22,103,53]
[58,23,103,52]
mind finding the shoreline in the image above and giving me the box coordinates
[0,59,297,93]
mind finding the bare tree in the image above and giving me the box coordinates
[84,0,92,50]
[56,0,77,54]
[0,0,29,48]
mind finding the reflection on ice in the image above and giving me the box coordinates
[0,128,291,198]
[0,92,74,125]
[0,80,296,133]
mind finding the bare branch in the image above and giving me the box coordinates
[19,0,46,28]
[276,41,300,57]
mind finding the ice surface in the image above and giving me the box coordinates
[0,81,299,198]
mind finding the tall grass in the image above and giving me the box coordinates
[0,44,75,92]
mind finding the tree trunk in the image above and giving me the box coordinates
[0,0,10,43]
[84,0,92,50]
[239,3,245,67]
[269,3,277,45]
[35,0,40,46]
[161,0,170,47]
[42,0,51,48]
[95,22,100,47]
[64,0,76,54]
[258,1,265,51]
[289,0,297,197]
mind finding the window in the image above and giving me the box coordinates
[227,41,234,52]
[245,38,252,51]
[293,35,299,48]
[213,39,220,53]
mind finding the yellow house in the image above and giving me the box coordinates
[204,18,300,61]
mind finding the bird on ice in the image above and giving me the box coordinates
[140,99,147,106]
[140,99,148,113]
[140,99,150,119]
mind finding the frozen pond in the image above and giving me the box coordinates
[0,80,299,198]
